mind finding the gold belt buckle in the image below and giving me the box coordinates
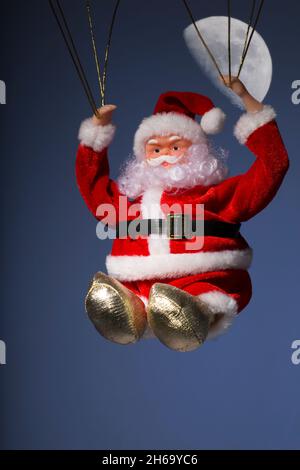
[167,213,188,240]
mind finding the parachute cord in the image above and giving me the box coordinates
[238,0,265,78]
[86,0,121,107]
[237,0,256,78]
[227,0,232,85]
[182,0,226,85]
[86,0,104,104]
[102,0,121,105]
[49,0,99,117]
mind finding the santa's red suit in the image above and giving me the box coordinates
[76,92,289,338]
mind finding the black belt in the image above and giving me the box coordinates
[116,215,241,240]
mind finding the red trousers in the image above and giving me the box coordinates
[123,269,252,314]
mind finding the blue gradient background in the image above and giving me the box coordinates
[0,0,299,450]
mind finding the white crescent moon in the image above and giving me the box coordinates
[183,16,273,108]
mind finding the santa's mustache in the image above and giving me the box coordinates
[147,155,181,167]
[118,143,228,199]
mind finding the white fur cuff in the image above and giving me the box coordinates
[79,118,116,152]
[199,291,238,340]
[234,105,276,145]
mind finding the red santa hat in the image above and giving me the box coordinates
[133,91,226,160]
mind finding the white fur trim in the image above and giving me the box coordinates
[106,249,253,281]
[141,187,170,255]
[133,112,205,160]
[234,105,276,144]
[198,291,238,340]
[79,118,116,152]
[201,108,226,135]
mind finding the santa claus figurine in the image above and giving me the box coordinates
[76,77,289,352]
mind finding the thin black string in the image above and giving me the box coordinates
[238,0,257,77]
[86,0,104,103]
[102,0,121,104]
[181,0,226,84]
[238,0,265,77]
[85,0,121,107]
[49,0,99,116]
[227,0,232,84]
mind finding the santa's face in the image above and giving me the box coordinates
[118,134,228,199]
[145,135,192,168]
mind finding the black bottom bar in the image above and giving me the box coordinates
[0,450,299,465]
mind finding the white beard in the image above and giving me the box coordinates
[118,142,228,199]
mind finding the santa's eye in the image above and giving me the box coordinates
[173,146,179,151]
[154,149,160,153]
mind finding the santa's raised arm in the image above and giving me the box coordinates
[76,104,121,220]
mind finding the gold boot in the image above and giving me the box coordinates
[148,283,211,352]
[85,272,147,345]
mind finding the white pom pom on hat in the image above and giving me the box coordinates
[200,107,226,134]
[133,91,226,160]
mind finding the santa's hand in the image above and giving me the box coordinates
[92,104,117,126]
[220,75,264,113]
[222,76,248,97]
